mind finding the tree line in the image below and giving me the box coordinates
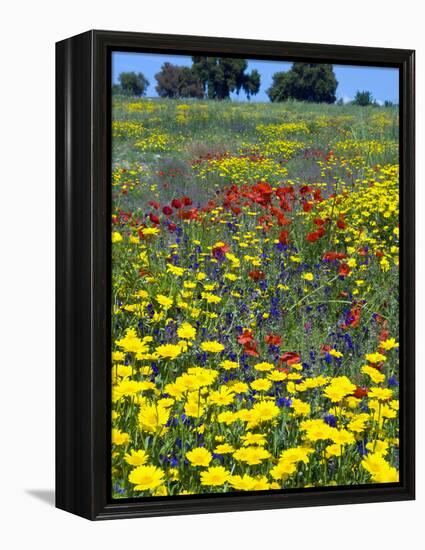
[113,60,391,106]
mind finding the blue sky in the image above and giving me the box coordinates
[112,51,399,104]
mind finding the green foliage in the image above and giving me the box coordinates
[112,83,122,96]
[267,63,338,104]
[118,71,150,97]
[191,57,261,100]
[353,90,375,106]
[155,63,204,99]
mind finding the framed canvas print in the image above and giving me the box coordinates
[56,30,415,520]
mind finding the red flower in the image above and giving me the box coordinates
[276,213,292,226]
[300,185,312,195]
[338,263,350,277]
[243,341,260,357]
[279,230,289,245]
[277,366,289,374]
[279,199,292,212]
[149,201,160,209]
[279,351,301,365]
[307,231,320,243]
[179,208,198,220]
[182,196,192,206]
[341,305,361,330]
[162,205,173,216]
[303,201,314,212]
[276,186,295,200]
[168,223,177,232]
[212,243,230,260]
[249,269,265,281]
[237,330,254,345]
[353,386,369,399]
[313,218,326,226]
[149,213,160,225]
[323,251,347,261]
[253,181,273,196]
[171,198,182,209]
[379,329,390,341]
[336,215,346,229]
[265,334,282,346]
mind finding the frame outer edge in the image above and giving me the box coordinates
[57,30,415,520]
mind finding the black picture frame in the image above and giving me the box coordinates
[56,29,415,520]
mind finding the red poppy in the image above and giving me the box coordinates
[279,199,292,212]
[379,329,390,341]
[249,269,265,281]
[149,200,160,209]
[119,211,131,222]
[341,305,361,330]
[338,263,350,277]
[276,213,292,226]
[171,198,182,209]
[243,341,260,357]
[353,386,369,399]
[179,208,198,220]
[237,330,254,345]
[162,205,173,216]
[323,251,347,261]
[307,231,320,243]
[336,215,347,230]
[279,351,301,365]
[303,201,314,212]
[276,186,294,199]
[253,181,273,196]
[149,213,160,225]
[265,334,282,346]
[313,218,326,226]
[168,223,177,232]
[300,185,312,195]
[212,243,230,259]
[182,196,192,206]
[279,230,289,245]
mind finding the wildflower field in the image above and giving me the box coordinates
[111,97,400,498]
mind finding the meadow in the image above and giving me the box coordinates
[111,96,400,498]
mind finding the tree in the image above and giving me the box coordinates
[243,69,260,100]
[111,83,122,96]
[353,90,374,106]
[155,63,204,98]
[118,72,149,96]
[267,63,338,103]
[191,57,261,100]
